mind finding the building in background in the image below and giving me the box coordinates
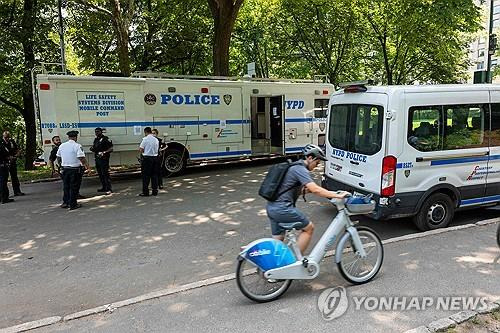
[469,0,499,83]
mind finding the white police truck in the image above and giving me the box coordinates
[322,82,500,230]
[35,72,333,175]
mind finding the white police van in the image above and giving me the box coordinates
[322,82,500,230]
[35,72,332,175]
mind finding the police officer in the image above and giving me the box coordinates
[2,131,24,196]
[139,127,159,196]
[48,135,62,178]
[0,138,13,204]
[89,127,113,194]
[57,131,89,210]
[151,129,167,190]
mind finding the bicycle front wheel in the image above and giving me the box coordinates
[337,226,384,284]
[236,257,292,303]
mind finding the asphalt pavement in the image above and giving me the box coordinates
[0,160,499,330]
[34,223,500,333]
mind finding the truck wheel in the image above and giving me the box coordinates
[162,149,187,177]
[413,193,455,231]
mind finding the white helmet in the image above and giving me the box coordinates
[302,144,327,161]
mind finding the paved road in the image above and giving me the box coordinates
[36,223,500,333]
[1,160,499,329]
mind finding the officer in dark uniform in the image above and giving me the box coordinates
[2,131,24,196]
[152,129,167,189]
[0,138,13,204]
[89,128,113,194]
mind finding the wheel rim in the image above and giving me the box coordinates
[165,154,183,173]
[237,259,290,301]
[339,230,383,283]
[427,203,446,225]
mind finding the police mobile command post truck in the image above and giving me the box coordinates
[35,72,333,175]
[322,81,500,231]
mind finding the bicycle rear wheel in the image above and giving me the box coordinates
[236,257,292,303]
[337,226,384,284]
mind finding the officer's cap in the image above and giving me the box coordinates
[95,127,103,131]
[66,130,79,137]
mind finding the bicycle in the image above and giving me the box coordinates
[236,194,384,303]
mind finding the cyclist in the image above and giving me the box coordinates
[267,144,349,254]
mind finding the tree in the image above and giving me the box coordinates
[131,0,212,75]
[360,0,481,85]
[207,0,244,76]
[72,0,134,76]
[0,0,59,169]
[277,0,366,85]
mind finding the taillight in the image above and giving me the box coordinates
[39,83,50,90]
[381,155,397,197]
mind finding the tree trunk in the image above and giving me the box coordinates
[208,0,244,76]
[21,0,37,170]
[109,0,131,76]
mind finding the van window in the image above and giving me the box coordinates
[314,99,329,118]
[329,104,384,155]
[408,106,442,152]
[490,103,500,146]
[408,104,487,152]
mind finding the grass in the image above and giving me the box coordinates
[15,164,140,183]
[17,166,53,182]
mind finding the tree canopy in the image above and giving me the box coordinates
[0,0,483,168]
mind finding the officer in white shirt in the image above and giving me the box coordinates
[56,131,90,210]
[139,127,159,196]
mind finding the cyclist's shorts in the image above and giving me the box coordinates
[266,203,310,236]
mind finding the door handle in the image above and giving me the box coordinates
[350,161,359,165]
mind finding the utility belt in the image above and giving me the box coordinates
[61,166,81,170]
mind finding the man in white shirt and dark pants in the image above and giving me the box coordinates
[139,127,159,196]
[57,131,90,210]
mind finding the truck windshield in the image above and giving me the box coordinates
[328,104,384,155]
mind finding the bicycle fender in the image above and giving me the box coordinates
[335,227,358,263]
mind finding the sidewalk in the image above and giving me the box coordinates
[30,222,499,333]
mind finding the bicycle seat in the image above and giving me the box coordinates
[278,222,303,230]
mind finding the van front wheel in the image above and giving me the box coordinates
[413,193,455,231]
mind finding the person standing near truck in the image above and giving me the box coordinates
[2,131,24,196]
[139,127,159,196]
[90,127,113,194]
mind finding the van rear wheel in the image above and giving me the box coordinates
[162,149,187,177]
[413,193,454,231]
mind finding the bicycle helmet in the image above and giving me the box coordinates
[302,144,327,161]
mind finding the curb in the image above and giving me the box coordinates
[1,219,499,332]
[404,300,500,333]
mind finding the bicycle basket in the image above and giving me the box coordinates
[345,197,376,214]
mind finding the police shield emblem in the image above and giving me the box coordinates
[223,94,232,105]
[144,93,157,105]
[48,128,53,133]
[405,170,411,178]
[319,123,326,131]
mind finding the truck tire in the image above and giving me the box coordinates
[413,193,455,231]
[162,148,187,177]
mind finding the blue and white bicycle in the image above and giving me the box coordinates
[236,194,384,302]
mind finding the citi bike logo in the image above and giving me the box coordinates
[249,249,271,257]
